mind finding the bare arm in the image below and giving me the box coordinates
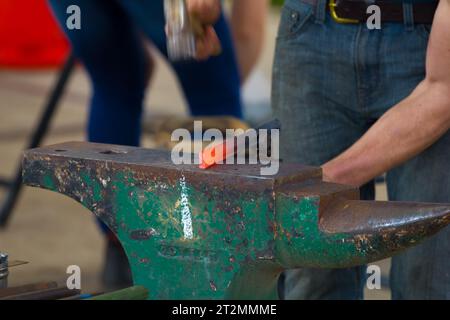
[231,0,268,82]
[322,0,450,187]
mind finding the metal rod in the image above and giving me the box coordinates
[1,287,80,300]
[0,53,76,227]
[87,286,148,300]
[0,281,58,298]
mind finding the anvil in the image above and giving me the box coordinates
[22,142,450,299]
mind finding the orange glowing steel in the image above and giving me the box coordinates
[198,119,281,170]
[199,137,236,169]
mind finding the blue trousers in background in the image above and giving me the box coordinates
[49,0,242,242]
[273,0,450,300]
[49,0,242,147]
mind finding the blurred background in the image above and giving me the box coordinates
[0,0,389,299]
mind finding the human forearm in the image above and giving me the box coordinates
[231,0,268,82]
[323,0,450,187]
[322,81,450,186]
[186,0,268,67]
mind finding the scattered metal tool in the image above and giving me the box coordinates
[0,253,8,289]
[0,253,28,289]
[22,142,450,299]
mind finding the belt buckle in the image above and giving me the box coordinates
[329,0,359,24]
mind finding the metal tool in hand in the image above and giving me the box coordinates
[164,0,197,61]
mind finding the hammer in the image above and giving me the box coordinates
[164,0,222,61]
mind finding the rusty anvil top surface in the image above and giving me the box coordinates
[26,141,322,189]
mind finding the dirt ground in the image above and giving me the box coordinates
[0,10,390,299]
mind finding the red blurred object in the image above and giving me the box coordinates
[0,0,69,68]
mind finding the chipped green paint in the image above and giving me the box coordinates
[43,174,56,191]
[275,195,365,268]
[21,142,450,300]
[80,172,103,203]
[111,170,275,299]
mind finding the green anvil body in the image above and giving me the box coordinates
[22,142,450,299]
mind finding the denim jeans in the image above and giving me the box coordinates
[273,0,450,299]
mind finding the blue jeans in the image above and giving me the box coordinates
[273,0,450,299]
[49,0,242,147]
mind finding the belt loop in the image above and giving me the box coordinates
[315,0,327,24]
[403,1,414,31]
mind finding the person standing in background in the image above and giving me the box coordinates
[187,0,450,300]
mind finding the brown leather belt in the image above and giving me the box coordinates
[302,0,438,24]
[335,0,437,24]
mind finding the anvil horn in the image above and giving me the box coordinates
[321,199,450,236]
[21,142,450,299]
[274,182,450,269]
[318,199,450,267]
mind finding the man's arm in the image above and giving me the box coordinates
[322,0,450,187]
[231,0,268,82]
[188,0,268,72]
